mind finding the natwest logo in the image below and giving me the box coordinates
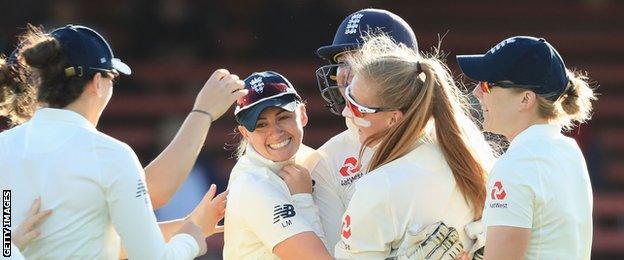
[490,181,507,200]
[339,157,361,177]
[341,214,352,239]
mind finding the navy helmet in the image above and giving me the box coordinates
[315,9,418,116]
[317,8,418,63]
[457,36,569,101]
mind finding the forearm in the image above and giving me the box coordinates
[119,218,190,259]
[146,112,212,208]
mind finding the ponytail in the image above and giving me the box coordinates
[536,69,597,131]
[349,35,490,219]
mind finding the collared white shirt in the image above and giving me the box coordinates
[0,108,199,259]
[483,124,593,259]
[334,142,477,259]
[309,129,373,253]
[223,144,326,259]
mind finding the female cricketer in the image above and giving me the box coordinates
[457,36,596,259]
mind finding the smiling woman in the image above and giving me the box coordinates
[224,71,331,260]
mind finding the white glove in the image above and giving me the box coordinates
[388,222,463,260]
[464,220,485,260]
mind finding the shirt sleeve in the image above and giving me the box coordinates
[311,154,345,254]
[291,193,327,248]
[483,160,535,229]
[236,177,315,251]
[101,145,199,260]
[334,174,396,260]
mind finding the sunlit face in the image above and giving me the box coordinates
[239,105,308,162]
[472,82,525,137]
[335,54,358,130]
[344,74,401,146]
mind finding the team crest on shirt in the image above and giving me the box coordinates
[339,156,364,186]
[273,204,296,227]
[489,180,508,209]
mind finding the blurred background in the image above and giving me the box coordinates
[1,0,622,258]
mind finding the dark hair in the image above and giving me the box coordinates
[18,25,95,109]
[0,54,37,126]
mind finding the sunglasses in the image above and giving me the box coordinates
[344,84,393,118]
[478,81,542,94]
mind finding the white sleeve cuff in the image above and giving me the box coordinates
[291,193,314,206]
[171,233,200,258]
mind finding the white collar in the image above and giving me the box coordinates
[244,144,296,174]
[31,108,95,130]
[508,123,561,150]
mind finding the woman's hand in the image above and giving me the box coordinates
[278,164,313,195]
[189,184,228,237]
[13,197,52,250]
[193,69,248,121]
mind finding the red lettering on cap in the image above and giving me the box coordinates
[490,180,507,200]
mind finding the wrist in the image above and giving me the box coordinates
[190,109,214,123]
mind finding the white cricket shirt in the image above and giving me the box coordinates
[334,142,477,259]
[310,128,374,253]
[0,108,199,259]
[223,144,326,259]
[483,124,593,259]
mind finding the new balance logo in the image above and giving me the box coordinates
[344,13,363,35]
[273,204,296,226]
[250,77,264,93]
[136,179,147,198]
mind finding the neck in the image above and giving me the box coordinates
[504,117,550,141]
[64,100,102,126]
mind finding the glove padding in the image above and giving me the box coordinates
[464,220,485,260]
[387,222,464,260]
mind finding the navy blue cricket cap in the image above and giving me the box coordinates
[50,24,131,77]
[457,36,569,101]
[234,71,302,132]
[317,8,418,63]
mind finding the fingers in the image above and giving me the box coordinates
[205,184,217,202]
[211,69,230,80]
[21,209,52,232]
[20,230,42,244]
[26,197,41,217]
[232,89,248,99]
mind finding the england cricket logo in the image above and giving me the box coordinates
[250,77,264,93]
[344,13,363,35]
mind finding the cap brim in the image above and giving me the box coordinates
[236,97,299,132]
[316,43,360,62]
[456,54,503,82]
[112,58,131,75]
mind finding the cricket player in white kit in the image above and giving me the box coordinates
[223,71,328,259]
[331,35,494,259]
[1,25,243,259]
[313,8,420,252]
[457,36,596,259]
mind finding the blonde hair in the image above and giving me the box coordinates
[535,69,597,131]
[347,35,491,219]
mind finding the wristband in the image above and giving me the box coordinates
[191,109,214,123]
